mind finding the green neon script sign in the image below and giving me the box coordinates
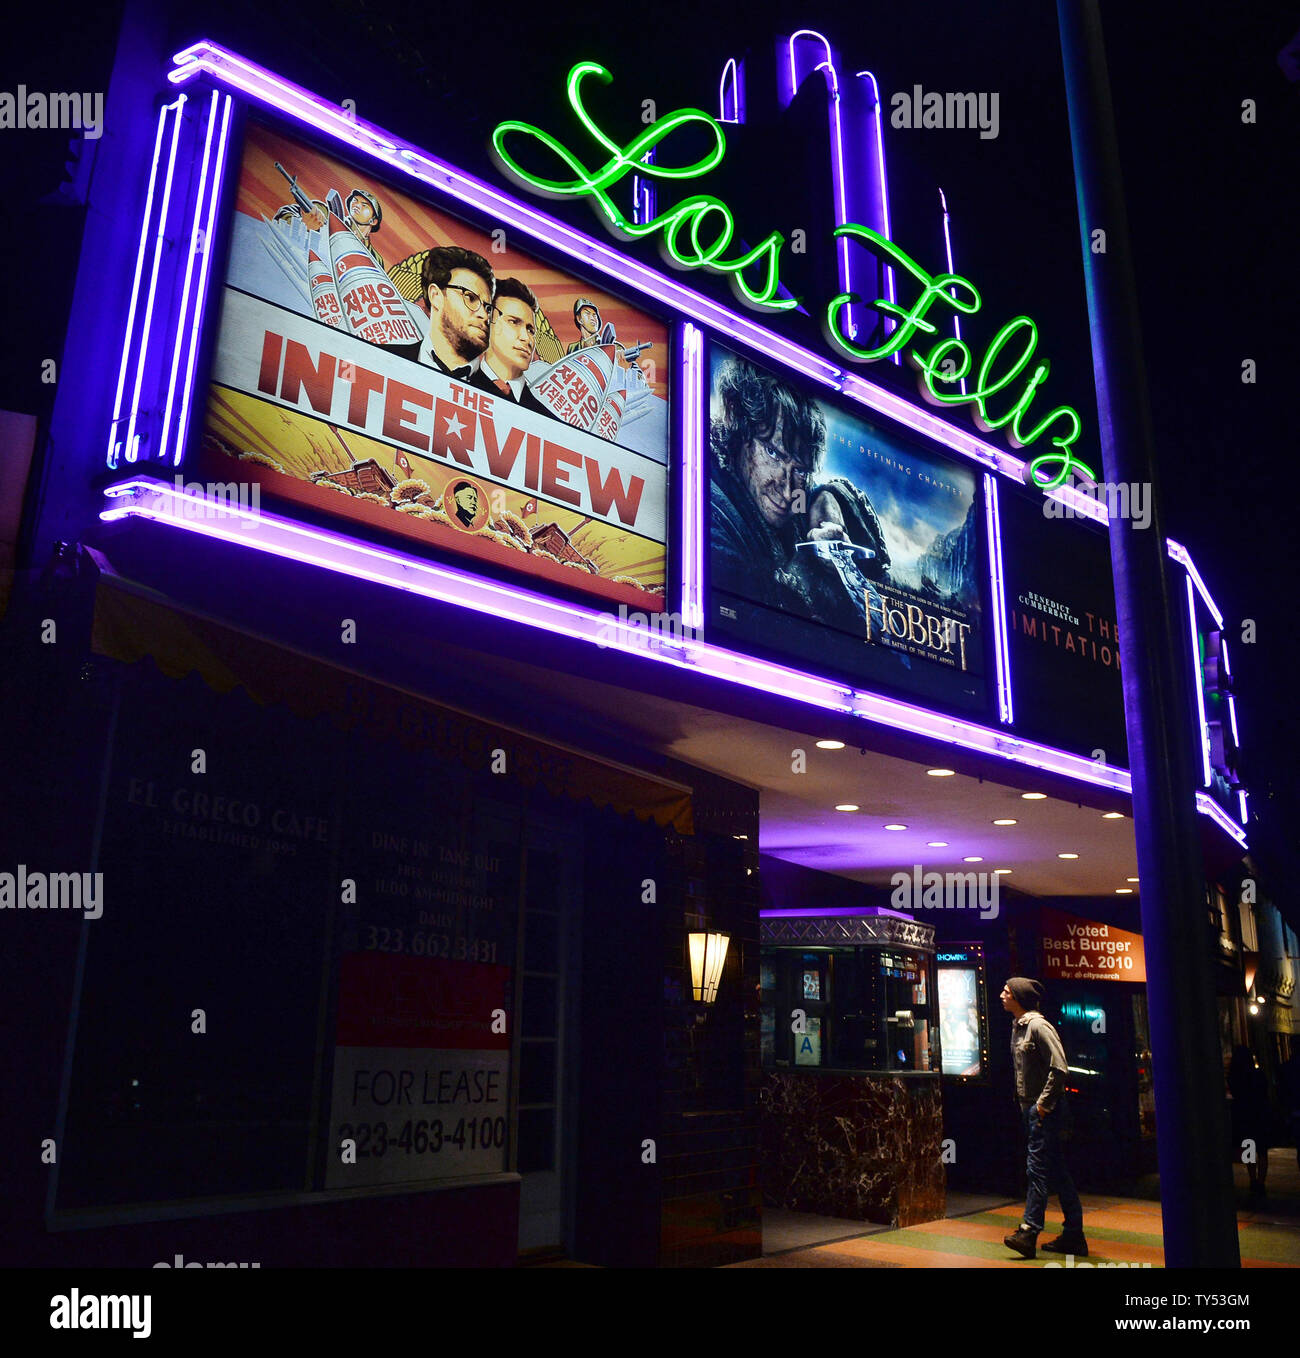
[826,226,1093,488]
[493,64,1092,489]
[492,63,792,311]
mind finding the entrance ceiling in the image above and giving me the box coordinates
[430,645,1143,898]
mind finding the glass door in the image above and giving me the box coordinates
[513,814,581,1254]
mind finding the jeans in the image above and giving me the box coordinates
[1022,1103,1083,1235]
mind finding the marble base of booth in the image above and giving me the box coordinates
[759,1072,945,1227]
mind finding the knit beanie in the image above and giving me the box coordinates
[1006,977,1044,1010]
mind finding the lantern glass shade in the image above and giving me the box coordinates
[688,931,730,1003]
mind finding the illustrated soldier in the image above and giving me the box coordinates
[343,188,384,266]
[566,297,607,353]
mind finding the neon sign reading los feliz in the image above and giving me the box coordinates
[492,63,1093,490]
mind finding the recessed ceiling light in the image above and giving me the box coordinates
[816,740,846,750]
[1102,811,1125,819]
[992,818,1017,826]
[1126,877,1139,883]
[1116,887,1133,894]
[963,855,983,863]
[1058,852,1079,860]
[1021,792,1047,800]
[732,834,748,840]
[994,868,1012,874]
[834,804,859,812]
[883,823,908,831]
[926,768,956,777]
[927,841,948,848]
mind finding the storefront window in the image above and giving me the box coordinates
[760,946,935,1074]
[1132,993,1156,1138]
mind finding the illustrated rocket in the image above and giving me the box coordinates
[326,210,421,347]
[307,248,344,330]
[530,345,625,439]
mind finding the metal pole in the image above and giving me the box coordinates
[1055,0,1240,1266]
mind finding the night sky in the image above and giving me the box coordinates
[4,0,1297,913]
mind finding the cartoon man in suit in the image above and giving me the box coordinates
[451,481,482,529]
[472,277,556,420]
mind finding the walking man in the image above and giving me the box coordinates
[1001,977,1087,1259]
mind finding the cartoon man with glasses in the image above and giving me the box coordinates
[415,245,496,379]
[471,277,558,420]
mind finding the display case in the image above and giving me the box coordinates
[757,909,944,1225]
[761,943,937,1074]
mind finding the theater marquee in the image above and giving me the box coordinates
[92,42,1246,843]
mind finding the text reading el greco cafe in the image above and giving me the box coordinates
[4,26,1259,1270]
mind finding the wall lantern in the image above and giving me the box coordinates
[688,931,731,1003]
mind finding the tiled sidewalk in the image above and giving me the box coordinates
[732,1156,1300,1268]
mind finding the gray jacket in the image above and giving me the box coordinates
[1011,1011,1068,1112]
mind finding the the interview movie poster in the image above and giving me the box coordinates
[707,345,986,713]
[998,487,1128,765]
[200,121,670,608]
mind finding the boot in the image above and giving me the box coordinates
[1041,1231,1089,1257]
[1003,1226,1038,1258]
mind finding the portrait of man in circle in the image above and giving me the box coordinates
[449,480,484,530]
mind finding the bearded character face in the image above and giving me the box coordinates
[431,267,491,361]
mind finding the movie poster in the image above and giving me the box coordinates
[998,486,1128,764]
[937,966,982,1077]
[707,345,987,712]
[199,121,670,609]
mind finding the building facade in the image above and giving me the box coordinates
[1,8,1280,1268]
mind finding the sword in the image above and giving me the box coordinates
[797,538,879,612]
[797,538,876,566]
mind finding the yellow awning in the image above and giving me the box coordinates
[91,569,694,834]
